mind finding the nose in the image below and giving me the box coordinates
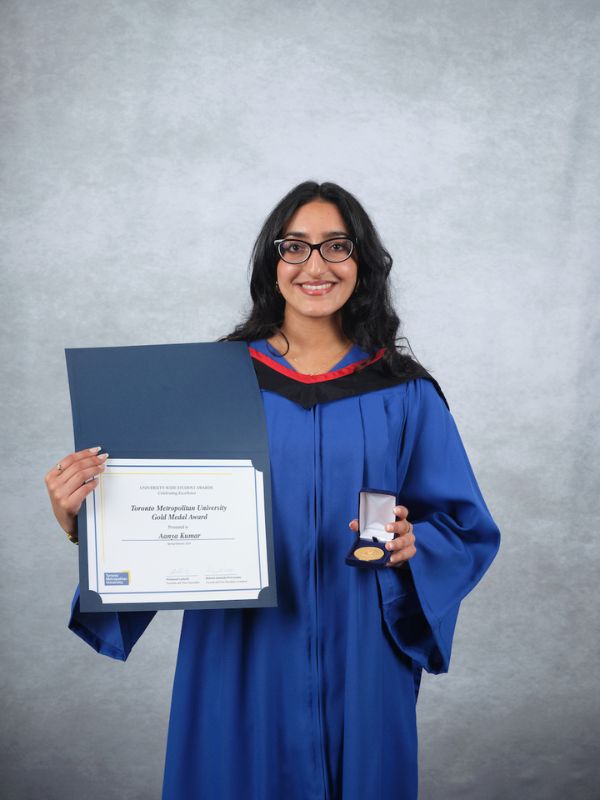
[305,248,327,276]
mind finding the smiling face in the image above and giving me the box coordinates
[276,199,358,322]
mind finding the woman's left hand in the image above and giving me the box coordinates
[348,504,416,567]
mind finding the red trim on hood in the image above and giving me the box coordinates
[248,346,386,384]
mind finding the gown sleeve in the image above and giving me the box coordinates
[376,378,501,675]
[68,584,157,661]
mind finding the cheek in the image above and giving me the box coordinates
[336,267,358,291]
[335,261,358,282]
[277,263,299,288]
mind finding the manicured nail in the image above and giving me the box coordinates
[386,542,392,550]
[385,524,394,532]
[88,446,102,453]
[98,452,109,460]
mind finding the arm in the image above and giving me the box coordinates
[376,378,501,674]
[69,585,156,661]
[44,448,157,661]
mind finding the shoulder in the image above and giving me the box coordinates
[373,349,450,412]
[404,374,451,413]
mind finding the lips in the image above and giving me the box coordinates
[296,281,336,295]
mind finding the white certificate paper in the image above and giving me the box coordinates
[85,458,269,605]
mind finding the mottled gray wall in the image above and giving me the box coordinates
[2,1,598,798]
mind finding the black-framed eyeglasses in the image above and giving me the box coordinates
[274,237,356,264]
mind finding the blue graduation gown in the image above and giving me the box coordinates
[68,340,500,799]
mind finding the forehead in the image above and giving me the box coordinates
[283,200,349,237]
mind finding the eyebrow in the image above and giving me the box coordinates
[283,230,350,238]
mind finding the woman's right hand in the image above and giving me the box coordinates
[44,447,109,538]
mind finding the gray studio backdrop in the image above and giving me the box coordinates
[2,2,598,798]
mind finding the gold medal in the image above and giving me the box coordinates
[354,545,385,562]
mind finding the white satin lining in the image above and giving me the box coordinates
[359,490,396,542]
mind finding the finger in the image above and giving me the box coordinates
[393,505,409,520]
[58,453,109,485]
[385,530,415,552]
[55,446,104,471]
[348,518,359,531]
[61,464,107,498]
[54,468,102,517]
[52,462,105,505]
[45,447,104,484]
[384,519,412,537]
[66,478,100,514]
[387,544,417,566]
[46,457,107,498]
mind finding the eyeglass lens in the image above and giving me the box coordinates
[279,239,353,264]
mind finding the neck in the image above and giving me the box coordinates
[279,308,349,353]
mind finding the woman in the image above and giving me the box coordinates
[45,181,500,799]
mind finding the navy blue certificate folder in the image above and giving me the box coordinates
[65,341,277,612]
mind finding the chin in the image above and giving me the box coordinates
[290,301,347,319]
[284,291,353,318]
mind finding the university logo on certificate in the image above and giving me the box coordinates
[65,342,277,612]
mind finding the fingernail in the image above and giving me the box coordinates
[98,452,109,460]
[386,542,392,550]
[88,446,102,453]
[385,524,394,532]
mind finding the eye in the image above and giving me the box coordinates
[281,240,304,252]
[322,239,353,259]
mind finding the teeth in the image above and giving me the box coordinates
[302,283,332,290]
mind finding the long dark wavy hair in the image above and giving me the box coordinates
[219,180,429,378]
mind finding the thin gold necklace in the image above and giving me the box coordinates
[283,337,354,375]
